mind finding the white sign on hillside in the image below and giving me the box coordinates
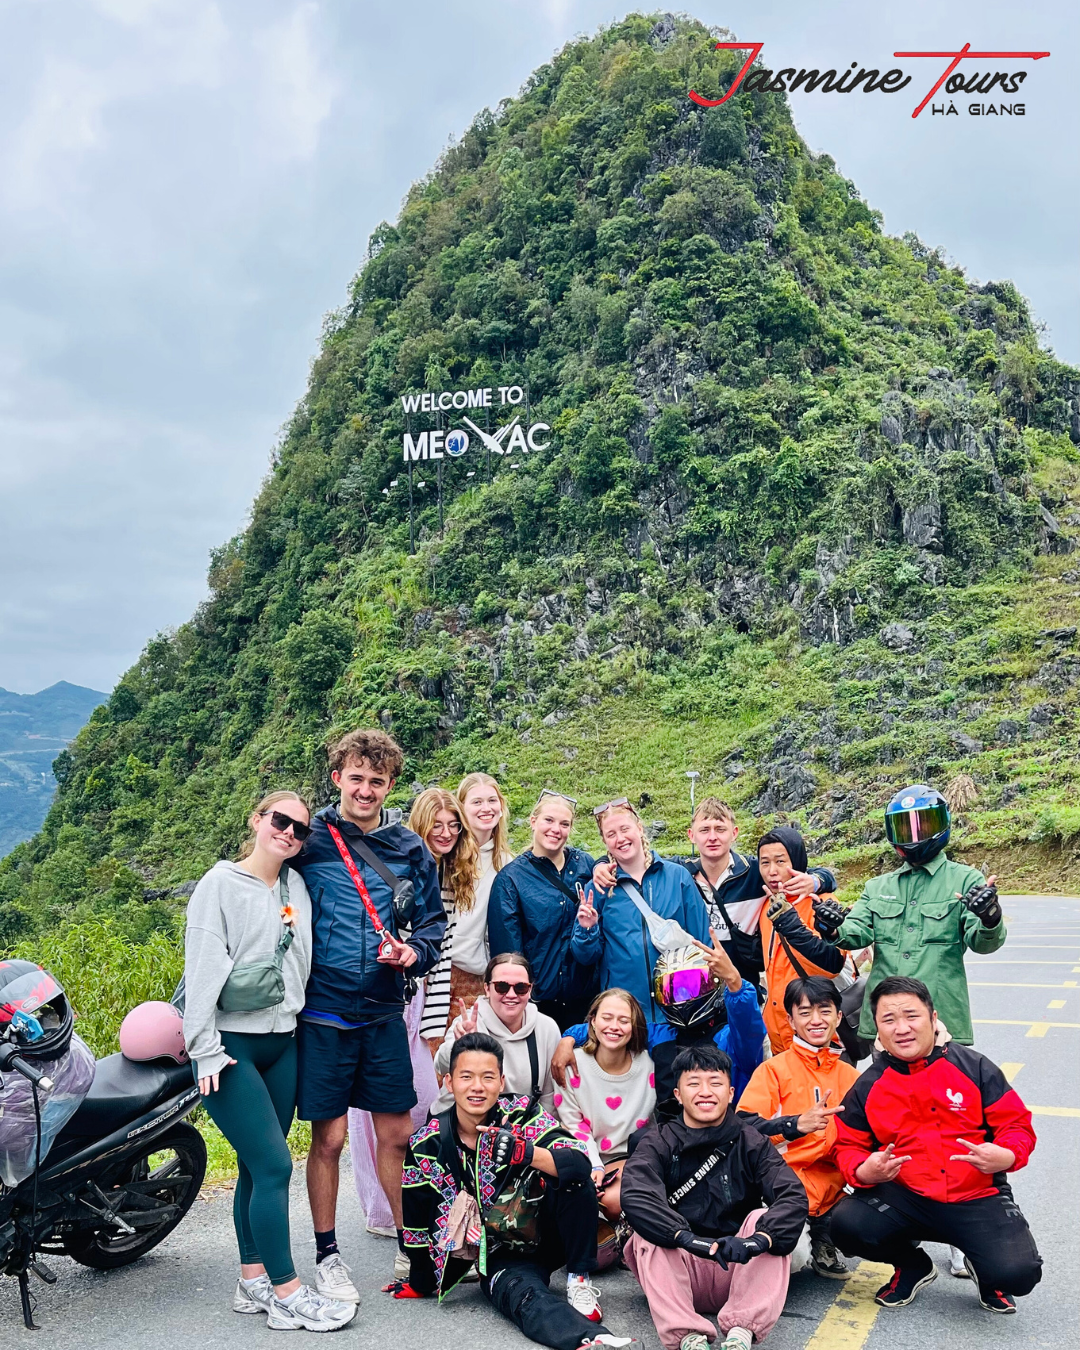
[399,386,550,462]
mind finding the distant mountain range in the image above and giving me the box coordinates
[0,682,107,856]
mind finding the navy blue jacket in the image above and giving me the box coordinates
[487,847,598,1004]
[293,805,445,1025]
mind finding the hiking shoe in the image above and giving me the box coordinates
[567,1275,602,1322]
[963,1258,1017,1313]
[679,1337,710,1350]
[233,1275,274,1314]
[810,1237,849,1279]
[874,1250,938,1307]
[314,1252,360,1304]
[266,1285,358,1331]
[949,1246,970,1278]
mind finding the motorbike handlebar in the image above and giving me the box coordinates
[0,1043,53,1091]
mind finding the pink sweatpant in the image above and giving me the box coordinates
[624,1208,791,1350]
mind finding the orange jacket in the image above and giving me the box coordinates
[737,1038,859,1215]
[760,893,843,1053]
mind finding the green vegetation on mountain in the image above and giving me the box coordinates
[3,11,1080,978]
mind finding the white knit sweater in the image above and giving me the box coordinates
[554,1048,656,1168]
[450,839,501,975]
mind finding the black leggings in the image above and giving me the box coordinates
[201,1030,297,1285]
[830,1180,1042,1297]
[483,1179,605,1350]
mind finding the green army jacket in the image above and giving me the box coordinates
[834,852,1006,1043]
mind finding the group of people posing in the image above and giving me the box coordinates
[182,729,1044,1346]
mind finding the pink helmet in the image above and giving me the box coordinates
[119,1001,189,1064]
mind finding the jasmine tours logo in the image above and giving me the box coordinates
[691,41,1049,119]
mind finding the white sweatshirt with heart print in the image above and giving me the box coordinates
[554,1047,656,1167]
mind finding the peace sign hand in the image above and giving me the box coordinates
[693,928,742,991]
[854,1141,912,1186]
[950,1137,1016,1174]
[576,895,599,930]
[452,998,480,1039]
[796,1088,845,1134]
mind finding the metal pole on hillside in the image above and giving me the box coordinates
[685,770,700,856]
[408,460,415,555]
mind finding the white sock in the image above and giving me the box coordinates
[722,1328,752,1350]
[241,1275,267,1289]
[279,1286,303,1306]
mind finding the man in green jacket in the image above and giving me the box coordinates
[812,786,1005,1046]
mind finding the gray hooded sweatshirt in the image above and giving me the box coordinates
[430,996,562,1114]
[183,860,312,1080]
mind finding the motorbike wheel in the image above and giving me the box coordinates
[63,1121,206,1270]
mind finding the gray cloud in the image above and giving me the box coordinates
[0,0,1075,693]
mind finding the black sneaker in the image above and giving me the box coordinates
[810,1237,849,1279]
[963,1258,1017,1314]
[874,1250,938,1307]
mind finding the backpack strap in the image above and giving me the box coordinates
[525,1031,540,1111]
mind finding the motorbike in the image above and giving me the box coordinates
[0,1038,205,1329]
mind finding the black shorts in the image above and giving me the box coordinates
[296,1016,418,1120]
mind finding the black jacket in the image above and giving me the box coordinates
[620,1108,808,1254]
[677,854,837,983]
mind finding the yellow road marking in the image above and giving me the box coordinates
[803,1260,893,1350]
[1067,981,1079,987]
[1048,999,1067,1010]
[1026,1023,1050,1038]
[970,960,1080,965]
[1001,945,1080,949]
[999,1062,1024,1081]
[1030,1105,1080,1118]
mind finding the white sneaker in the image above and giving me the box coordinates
[366,1224,397,1238]
[314,1252,361,1303]
[583,1338,639,1349]
[950,1246,971,1278]
[266,1285,357,1331]
[233,1275,274,1314]
[567,1274,602,1322]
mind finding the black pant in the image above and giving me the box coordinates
[538,997,594,1034]
[830,1181,1042,1297]
[482,1179,605,1350]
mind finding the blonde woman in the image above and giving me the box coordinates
[184,791,355,1331]
[408,789,480,1048]
[450,772,513,1014]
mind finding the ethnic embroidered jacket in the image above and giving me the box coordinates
[402,1094,590,1297]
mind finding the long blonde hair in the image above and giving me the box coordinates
[237,789,311,860]
[408,788,480,912]
[457,772,512,872]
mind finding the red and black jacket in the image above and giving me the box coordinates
[834,1043,1036,1204]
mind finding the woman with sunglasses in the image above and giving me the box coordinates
[429,952,563,1113]
[571,799,712,1025]
[347,789,468,1253]
[183,791,356,1332]
[411,788,481,1049]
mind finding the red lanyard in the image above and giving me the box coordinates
[326,821,394,951]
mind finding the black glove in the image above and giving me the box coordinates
[764,894,793,923]
[812,897,846,940]
[714,1234,770,1265]
[487,1126,534,1171]
[675,1231,727,1266]
[961,880,1002,929]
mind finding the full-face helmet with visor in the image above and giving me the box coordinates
[884,785,951,866]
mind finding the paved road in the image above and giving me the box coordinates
[2,896,1076,1349]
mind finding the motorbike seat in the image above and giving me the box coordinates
[61,1052,196,1138]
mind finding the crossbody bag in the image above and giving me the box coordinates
[216,868,295,1013]
[326,822,418,1001]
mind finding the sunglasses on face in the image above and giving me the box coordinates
[264,810,312,842]
[489,981,532,996]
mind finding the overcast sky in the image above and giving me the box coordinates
[0,0,1076,695]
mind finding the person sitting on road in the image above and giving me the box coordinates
[390,1031,633,1350]
[619,1043,808,1350]
[736,977,859,1280]
[829,976,1042,1314]
[755,828,849,1055]
[554,935,767,1121]
[431,952,563,1113]
[811,785,1006,1049]
[553,988,656,1221]
[488,791,598,1030]
[571,799,711,1025]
